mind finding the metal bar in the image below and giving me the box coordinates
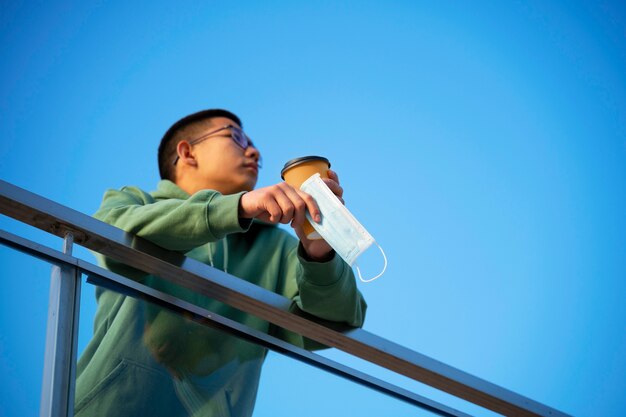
[0,228,469,417]
[0,179,571,416]
[38,233,81,417]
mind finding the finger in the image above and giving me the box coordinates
[272,185,296,224]
[328,169,340,184]
[322,178,344,198]
[280,183,307,227]
[264,196,284,223]
[297,189,321,223]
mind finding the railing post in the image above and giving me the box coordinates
[40,233,81,417]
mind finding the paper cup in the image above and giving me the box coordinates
[281,156,331,239]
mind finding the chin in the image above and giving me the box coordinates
[235,178,257,193]
[245,176,258,191]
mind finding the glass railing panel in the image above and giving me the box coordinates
[76,273,278,417]
[314,345,501,417]
[76,272,438,417]
[256,350,443,417]
[0,245,53,417]
[0,180,574,417]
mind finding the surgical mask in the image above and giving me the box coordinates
[300,173,387,283]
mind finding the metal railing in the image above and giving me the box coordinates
[0,179,570,417]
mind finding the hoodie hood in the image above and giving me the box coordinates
[152,180,191,201]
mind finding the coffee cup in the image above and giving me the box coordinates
[281,156,331,239]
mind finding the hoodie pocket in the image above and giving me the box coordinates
[74,358,185,417]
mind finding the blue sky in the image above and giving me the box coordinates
[1,1,625,416]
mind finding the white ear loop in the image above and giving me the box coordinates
[355,243,387,283]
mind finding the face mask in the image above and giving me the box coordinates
[300,173,387,283]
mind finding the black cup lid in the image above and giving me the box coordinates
[280,156,330,179]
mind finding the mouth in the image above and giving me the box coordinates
[243,163,258,174]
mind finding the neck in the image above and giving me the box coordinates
[175,173,236,195]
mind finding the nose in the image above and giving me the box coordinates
[245,144,262,167]
[245,144,259,160]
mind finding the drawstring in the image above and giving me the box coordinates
[223,236,229,274]
[207,244,214,268]
[207,236,229,274]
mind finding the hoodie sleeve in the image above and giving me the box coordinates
[94,185,251,252]
[269,235,367,350]
[276,235,367,328]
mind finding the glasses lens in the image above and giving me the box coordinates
[231,127,249,149]
[231,126,261,168]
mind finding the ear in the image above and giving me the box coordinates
[176,141,198,167]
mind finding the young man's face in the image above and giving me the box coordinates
[188,116,261,194]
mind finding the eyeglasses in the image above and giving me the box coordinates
[172,124,261,167]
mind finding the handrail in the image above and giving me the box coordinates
[0,179,570,417]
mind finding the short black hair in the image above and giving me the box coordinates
[158,109,242,181]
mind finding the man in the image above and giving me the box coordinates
[75,109,367,416]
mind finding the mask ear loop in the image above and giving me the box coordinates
[355,244,387,283]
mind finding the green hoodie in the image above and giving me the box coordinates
[75,180,367,417]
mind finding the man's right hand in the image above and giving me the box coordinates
[239,172,345,261]
[239,182,322,227]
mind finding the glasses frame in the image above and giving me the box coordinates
[172,124,260,166]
